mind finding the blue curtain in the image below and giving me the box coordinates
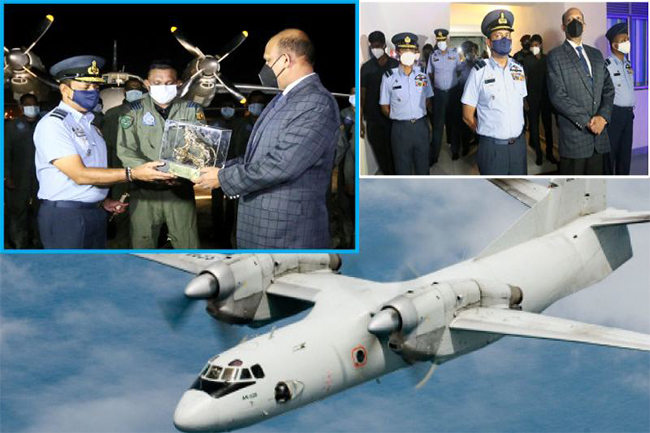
[607,3,648,88]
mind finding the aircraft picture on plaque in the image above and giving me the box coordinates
[160,120,232,181]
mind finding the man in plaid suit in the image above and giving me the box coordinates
[547,7,614,175]
[196,29,340,249]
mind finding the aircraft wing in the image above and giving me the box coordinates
[450,307,650,352]
[591,210,650,227]
[134,253,228,274]
[489,179,550,208]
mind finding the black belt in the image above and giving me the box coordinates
[394,116,425,124]
[614,105,634,111]
[479,131,524,146]
[41,199,103,209]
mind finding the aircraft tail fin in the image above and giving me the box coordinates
[478,179,607,259]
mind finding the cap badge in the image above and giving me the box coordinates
[498,12,507,25]
[88,60,99,76]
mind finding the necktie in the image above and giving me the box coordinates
[576,46,593,86]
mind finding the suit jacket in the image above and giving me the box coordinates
[547,41,614,158]
[219,73,340,249]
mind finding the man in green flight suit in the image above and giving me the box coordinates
[117,60,206,249]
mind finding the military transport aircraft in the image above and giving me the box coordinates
[137,178,650,432]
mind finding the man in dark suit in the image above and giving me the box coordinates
[196,29,340,249]
[547,7,615,175]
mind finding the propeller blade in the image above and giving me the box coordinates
[23,65,58,88]
[24,14,54,55]
[4,47,9,54]
[179,67,205,98]
[158,294,198,330]
[170,26,205,59]
[411,362,438,390]
[214,73,247,105]
[216,31,248,63]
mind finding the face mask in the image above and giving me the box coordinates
[94,104,103,113]
[616,41,631,54]
[531,46,541,56]
[491,38,512,56]
[371,48,385,58]
[125,89,143,102]
[438,42,447,51]
[23,106,40,118]
[149,84,178,105]
[248,103,264,117]
[71,88,100,111]
[258,55,286,88]
[348,95,356,107]
[221,107,235,119]
[523,42,531,51]
[567,19,584,38]
[400,52,418,66]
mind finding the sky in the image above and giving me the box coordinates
[1,179,649,433]
[4,4,355,106]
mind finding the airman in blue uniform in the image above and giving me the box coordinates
[461,10,528,175]
[33,55,173,249]
[605,22,635,175]
[380,33,434,175]
[428,28,463,163]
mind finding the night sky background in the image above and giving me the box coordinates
[4,4,355,106]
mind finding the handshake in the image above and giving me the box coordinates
[586,115,607,135]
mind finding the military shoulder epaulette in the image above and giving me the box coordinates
[473,59,487,70]
[128,100,143,111]
[49,108,69,120]
[383,68,394,78]
[186,101,200,109]
[605,58,611,66]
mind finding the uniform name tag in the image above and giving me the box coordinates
[72,127,86,137]
[484,78,495,84]
[393,85,402,90]
[614,72,621,76]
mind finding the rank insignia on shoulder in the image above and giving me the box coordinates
[605,59,611,66]
[383,69,393,78]
[120,115,134,129]
[128,100,143,111]
[474,60,487,70]
[196,110,206,121]
[142,111,156,126]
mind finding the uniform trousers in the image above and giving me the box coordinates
[477,132,527,175]
[38,200,107,249]
[391,117,429,175]
[606,105,634,175]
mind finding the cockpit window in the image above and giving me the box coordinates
[204,365,223,380]
[251,364,265,379]
[221,367,236,382]
[240,368,252,380]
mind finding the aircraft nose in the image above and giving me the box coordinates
[173,390,224,432]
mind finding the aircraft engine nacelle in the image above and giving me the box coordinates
[476,279,523,309]
[187,254,341,325]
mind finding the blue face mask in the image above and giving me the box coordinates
[71,88,100,111]
[491,38,512,56]
[125,90,143,102]
[221,107,235,119]
[248,103,264,117]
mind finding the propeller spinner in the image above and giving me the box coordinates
[171,27,248,104]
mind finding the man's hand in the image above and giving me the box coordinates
[131,161,177,182]
[587,116,607,135]
[103,198,128,214]
[195,167,221,190]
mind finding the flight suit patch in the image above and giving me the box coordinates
[120,115,134,129]
[142,111,156,126]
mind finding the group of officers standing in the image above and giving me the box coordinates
[361,7,637,176]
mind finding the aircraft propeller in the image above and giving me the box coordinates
[171,27,248,104]
[4,14,58,88]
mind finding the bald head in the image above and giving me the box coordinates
[267,29,315,66]
[562,7,584,25]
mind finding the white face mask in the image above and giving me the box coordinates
[348,95,356,107]
[125,89,143,102]
[616,41,631,54]
[371,48,385,59]
[400,52,418,66]
[438,41,447,51]
[149,84,178,105]
[531,46,541,56]
[23,106,40,118]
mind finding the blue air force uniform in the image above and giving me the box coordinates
[428,29,463,162]
[460,10,528,175]
[33,55,109,249]
[379,33,434,175]
[605,22,636,175]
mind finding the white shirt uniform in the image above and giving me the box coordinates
[461,57,527,140]
[34,101,109,202]
[606,55,635,108]
[380,65,434,121]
